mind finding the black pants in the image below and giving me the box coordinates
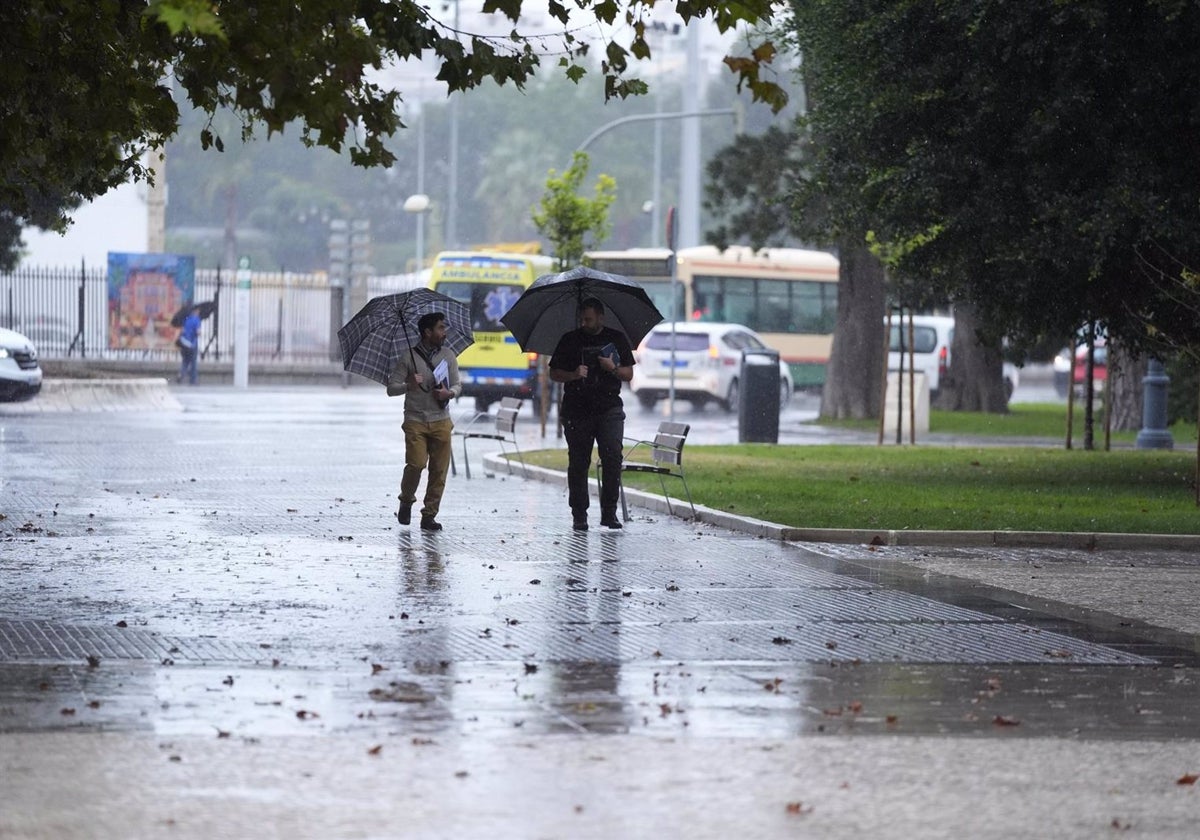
[562,405,625,515]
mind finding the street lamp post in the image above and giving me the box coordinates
[403,193,431,277]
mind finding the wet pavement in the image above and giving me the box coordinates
[1,384,1198,839]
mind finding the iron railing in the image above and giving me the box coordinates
[0,265,423,363]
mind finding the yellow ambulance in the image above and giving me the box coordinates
[428,250,554,412]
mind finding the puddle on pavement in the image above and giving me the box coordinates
[3,659,1197,741]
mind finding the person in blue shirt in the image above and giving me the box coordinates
[177,305,201,385]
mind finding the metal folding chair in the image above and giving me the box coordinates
[452,397,525,479]
[598,421,696,521]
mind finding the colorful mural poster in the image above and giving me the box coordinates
[107,252,196,350]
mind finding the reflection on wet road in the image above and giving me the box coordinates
[0,385,1196,747]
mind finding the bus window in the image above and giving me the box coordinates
[757,279,792,332]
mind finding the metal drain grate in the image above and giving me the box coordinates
[0,618,275,665]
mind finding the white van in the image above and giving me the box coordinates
[887,314,1018,401]
[887,314,953,394]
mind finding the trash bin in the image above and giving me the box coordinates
[738,348,780,443]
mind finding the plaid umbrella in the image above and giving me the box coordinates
[338,289,473,385]
[499,265,664,355]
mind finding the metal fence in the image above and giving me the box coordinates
[0,265,423,363]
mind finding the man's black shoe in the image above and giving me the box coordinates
[572,517,589,531]
[600,514,623,529]
[397,502,412,525]
[419,517,443,531]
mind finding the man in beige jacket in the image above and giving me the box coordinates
[387,312,462,531]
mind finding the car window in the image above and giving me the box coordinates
[722,332,749,352]
[889,325,940,354]
[645,332,710,352]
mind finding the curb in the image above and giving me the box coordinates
[485,454,1200,553]
[0,378,182,413]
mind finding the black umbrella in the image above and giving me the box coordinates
[170,300,217,328]
[499,265,664,355]
[338,288,474,386]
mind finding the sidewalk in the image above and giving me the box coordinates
[1,385,1198,839]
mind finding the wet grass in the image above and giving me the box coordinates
[826,402,1199,444]
[519,445,1200,533]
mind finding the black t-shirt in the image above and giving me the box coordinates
[549,326,635,418]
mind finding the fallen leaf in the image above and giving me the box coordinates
[992,715,1021,727]
[371,663,386,675]
[1176,773,1198,786]
[296,710,319,720]
[367,744,383,756]
[785,802,813,815]
[524,663,538,674]
[86,655,101,668]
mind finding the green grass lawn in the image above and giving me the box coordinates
[520,405,1200,534]
[828,402,1200,444]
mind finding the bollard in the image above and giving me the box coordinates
[1135,357,1174,449]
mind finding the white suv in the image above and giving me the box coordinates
[887,314,1018,401]
[0,327,43,401]
[630,322,792,413]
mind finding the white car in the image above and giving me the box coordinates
[887,314,1019,401]
[0,327,43,401]
[630,322,792,413]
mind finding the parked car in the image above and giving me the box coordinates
[0,327,43,401]
[249,328,330,359]
[888,314,1019,401]
[1053,340,1107,397]
[630,322,792,413]
[15,315,75,354]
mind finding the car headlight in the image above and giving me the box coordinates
[0,348,9,359]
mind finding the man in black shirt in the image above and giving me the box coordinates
[548,297,635,530]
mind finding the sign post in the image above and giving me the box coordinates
[234,255,251,389]
[666,206,678,422]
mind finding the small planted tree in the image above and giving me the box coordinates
[532,151,616,270]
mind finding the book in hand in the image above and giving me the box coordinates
[432,358,451,407]
[599,342,620,365]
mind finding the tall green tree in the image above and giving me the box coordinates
[532,152,616,269]
[789,0,1200,409]
[1,0,786,265]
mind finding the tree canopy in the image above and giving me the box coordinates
[532,151,615,269]
[788,0,1200,358]
[0,0,786,268]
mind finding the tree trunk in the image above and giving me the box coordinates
[934,302,1008,412]
[1107,341,1144,431]
[820,241,886,419]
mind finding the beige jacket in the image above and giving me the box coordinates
[386,343,462,423]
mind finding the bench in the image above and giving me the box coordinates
[601,420,695,522]
[452,397,525,479]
